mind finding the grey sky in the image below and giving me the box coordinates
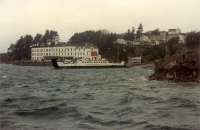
[0,0,200,52]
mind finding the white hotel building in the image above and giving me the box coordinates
[31,45,100,61]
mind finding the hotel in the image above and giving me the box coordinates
[31,45,100,61]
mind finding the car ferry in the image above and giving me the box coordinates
[51,58,125,68]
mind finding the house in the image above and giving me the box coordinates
[146,28,185,44]
[167,29,186,43]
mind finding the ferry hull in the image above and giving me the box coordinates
[51,59,126,69]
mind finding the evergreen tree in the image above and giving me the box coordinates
[186,32,200,48]
[33,33,43,47]
[136,24,143,39]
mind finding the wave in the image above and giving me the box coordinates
[15,106,60,116]
[112,106,135,118]
[78,123,97,129]
[2,96,41,106]
[164,97,198,108]
[83,114,133,126]
[118,93,134,105]
[80,93,95,100]
[145,124,197,130]
[1,75,7,79]
[14,102,82,119]
[118,92,159,105]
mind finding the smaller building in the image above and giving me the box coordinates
[168,28,181,35]
[115,39,127,45]
[146,28,185,44]
[167,29,186,44]
[126,57,142,67]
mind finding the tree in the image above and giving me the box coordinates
[10,35,33,60]
[68,30,124,61]
[151,29,160,35]
[34,30,59,47]
[131,26,136,40]
[40,30,50,46]
[33,33,43,47]
[186,32,200,48]
[124,27,135,41]
[142,44,166,62]
[136,24,143,39]
[166,37,181,56]
[5,29,59,61]
[49,30,59,46]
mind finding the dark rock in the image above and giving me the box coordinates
[150,49,199,82]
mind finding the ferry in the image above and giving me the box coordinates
[51,58,126,68]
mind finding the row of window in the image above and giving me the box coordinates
[32,48,94,52]
[32,52,89,56]
[32,57,42,60]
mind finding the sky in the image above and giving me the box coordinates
[0,0,200,53]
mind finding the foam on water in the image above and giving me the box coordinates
[1,75,7,79]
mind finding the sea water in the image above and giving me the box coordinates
[0,64,200,130]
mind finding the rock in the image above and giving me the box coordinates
[149,49,199,82]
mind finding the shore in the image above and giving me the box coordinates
[149,49,200,82]
[2,59,198,83]
[0,60,52,66]
[1,60,155,69]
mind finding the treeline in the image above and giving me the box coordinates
[68,30,200,62]
[68,30,127,61]
[68,30,165,62]
[7,30,58,61]
[185,32,200,48]
[165,32,200,57]
[3,28,200,63]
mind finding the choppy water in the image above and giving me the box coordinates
[0,64,200,130]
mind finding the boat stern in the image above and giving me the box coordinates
[51,58,59,68]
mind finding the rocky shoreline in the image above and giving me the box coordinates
[149,49,200,82]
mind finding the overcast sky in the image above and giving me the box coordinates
[0,0,200,52]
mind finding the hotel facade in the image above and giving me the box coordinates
[31,45,100,61]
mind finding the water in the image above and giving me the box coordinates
[0,64,200,130]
